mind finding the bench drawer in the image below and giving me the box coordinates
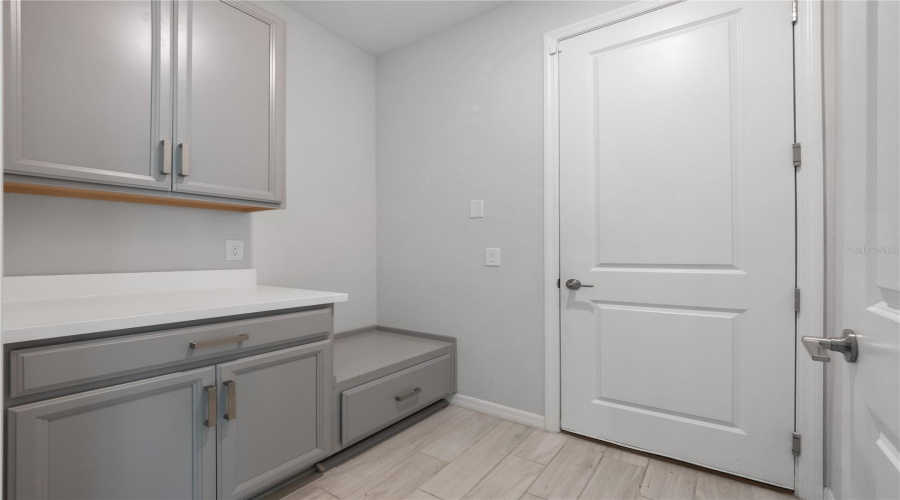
[10,308,332,397]
[341,353,452,445]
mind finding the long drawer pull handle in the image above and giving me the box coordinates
[395,387,422,402]
[204,385,217,427]
[224,380,236,420]
[189,333,249,350]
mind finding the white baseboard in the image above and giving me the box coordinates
[448,394,545,430]
[824,487,835,500]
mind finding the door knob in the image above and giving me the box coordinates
[565,279,594,290]
[801,329,858,363]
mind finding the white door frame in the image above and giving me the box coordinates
[542,1,825,498]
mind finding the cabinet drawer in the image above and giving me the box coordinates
[10,308,332,397]
[341,353,452,445]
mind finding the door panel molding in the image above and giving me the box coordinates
[543,1,826,497]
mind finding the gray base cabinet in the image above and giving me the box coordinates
[5,319,457,499]
[6,309,334,500]
[8,368,217,499]
[218,341,331,500]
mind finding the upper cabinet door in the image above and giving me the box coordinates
[3,0,173,190]
[174,0,285,203]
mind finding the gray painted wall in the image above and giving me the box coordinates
[4,193,251,276]
[251,2,377,333]
[376,1,630,416]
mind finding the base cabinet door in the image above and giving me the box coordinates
[217,340,332,500]
[7,367,217,500]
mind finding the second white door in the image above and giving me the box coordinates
[826,1,900,497]
[559,1,796,487]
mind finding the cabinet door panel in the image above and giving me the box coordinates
[4,0,172,189]
[218,341,331,499]
[175,0,285,203]
[7,367,216,500]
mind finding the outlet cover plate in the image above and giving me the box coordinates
[226,240,244,261]
[486,248,500,267]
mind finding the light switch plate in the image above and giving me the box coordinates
[486,248,500,267]
[226,240,244,261]
[469,200,484,218]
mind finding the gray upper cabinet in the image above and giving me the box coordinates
[3,0,286,209]
[3,0,173,190]
[174,0,285,203]
[217,341,331,500]
[7,367,217,500]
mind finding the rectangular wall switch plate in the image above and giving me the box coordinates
[486,248,500,267]
[226,240,244,261]
[469,200,484,218]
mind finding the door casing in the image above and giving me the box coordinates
[542,1,826,498]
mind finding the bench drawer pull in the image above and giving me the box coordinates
[189,333,249,350]
[395,387,422,402]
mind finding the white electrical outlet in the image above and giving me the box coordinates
[225,240,244,261]
[486,248,500,267]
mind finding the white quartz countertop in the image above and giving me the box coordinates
[2,270,348,344]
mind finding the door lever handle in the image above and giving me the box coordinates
[802,329,858,363]
[565,279,594,290]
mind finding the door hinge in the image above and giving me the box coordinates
[549,40,561,56]
[794,288,801,312]
[792,0,798,24]
[792,432,801,456]
[792,143,801,168]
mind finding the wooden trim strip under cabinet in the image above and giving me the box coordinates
[4,182,277,213]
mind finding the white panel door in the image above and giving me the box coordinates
[827,1,899,498]
[559,1,796,487]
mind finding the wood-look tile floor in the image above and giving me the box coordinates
[271,406,796,500]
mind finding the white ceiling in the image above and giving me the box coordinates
[283,1,509,56]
